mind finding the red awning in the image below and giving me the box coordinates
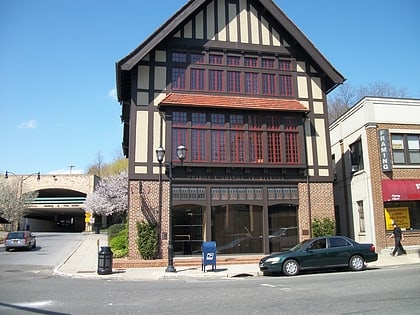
[381,180,420,201]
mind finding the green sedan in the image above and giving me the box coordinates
[259,236,378,276]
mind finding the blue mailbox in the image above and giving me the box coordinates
[201,241,216,272]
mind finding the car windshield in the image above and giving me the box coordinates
[289,239,311,252]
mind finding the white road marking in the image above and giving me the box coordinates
[15,300,55,307]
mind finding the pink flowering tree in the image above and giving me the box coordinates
[83,171,128,224]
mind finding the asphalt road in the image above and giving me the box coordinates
[1,233,420,314]
[0,262,419,314]
[0,232,82,267]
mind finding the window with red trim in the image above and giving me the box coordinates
[192,112,207,161]
[209,54,223,65]
[262,73,276,95]
[211,114,226,162]
[284,117,299,163]
[244,57,258,67]
[227,71,241,93]
[172,67,186,90]
[249,115,264,163]
[245,72,258,94]
[279,60,292,70]
[279,75,293,96]
[191,53,204,64]
[170,51,295,97]
[262,58,275,69]
[209,70,223,91]
[230,115,245,163]
[191,68,205,90]
[227,56,240,66]
[170,112,302,166]
[172,52,187,63]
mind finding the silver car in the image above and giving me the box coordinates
[5,231,37,251]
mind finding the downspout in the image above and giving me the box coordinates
[303,114,312,237]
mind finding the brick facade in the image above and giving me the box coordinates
[367,123,420,250]
[128,180,170,259]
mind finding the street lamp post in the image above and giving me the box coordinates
[4,171,41,230]
[155,144,187,273]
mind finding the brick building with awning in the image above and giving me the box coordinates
[330,97,420,250]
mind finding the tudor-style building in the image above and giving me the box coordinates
[116,0,344,259]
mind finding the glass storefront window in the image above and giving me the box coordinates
[173,206,203,255]
[212,204,262,254]
[268,205,298,252]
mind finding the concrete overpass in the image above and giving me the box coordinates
[7,174,99,232]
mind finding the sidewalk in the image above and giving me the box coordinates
[54,233,420,281]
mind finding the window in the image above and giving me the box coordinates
[190,53,204,64]
[357,200,365,233]
[249,115,264,163]
[209,70,223,91]
[227,71,241,93]
[267,116,282,163]
[172,52,187,62]
[284,117,299,163]
[172,112,187,160]
[329,237,350,248]
[279,75,293,96]
[392,134,420,165]
[190,69,205,90]
[227,56,240,66]
[245,72,258,94]
[349,139,363,173]
[211,114,226,162]
[209,54,223,65]
[172,111,303,165]
[262,58,275,69]
[309,238,326,250]
[279,60,292,71]
[172,67,186,90]
[230,115,245,163]
[262,73,276,95]
[192,113,207,161]
[170,51,294,97]
[244,57,258,67]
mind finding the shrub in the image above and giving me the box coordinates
[108,223,126,240]
[109,227,128,258]
[312,217,336,237]
[137,221,158,260]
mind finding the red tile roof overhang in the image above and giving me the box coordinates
[159,93,309,113]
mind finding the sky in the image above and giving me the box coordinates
[1,0,419,175]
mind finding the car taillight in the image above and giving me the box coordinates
[370,245,376,252]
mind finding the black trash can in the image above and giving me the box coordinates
[97,246,113,275]
[94,223,101,234]
[201,241,216,272]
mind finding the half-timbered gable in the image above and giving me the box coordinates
[117,0,344,259]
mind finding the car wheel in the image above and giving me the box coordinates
[283,259,300,276]
[5,247,10,252]
[349,255,365,271]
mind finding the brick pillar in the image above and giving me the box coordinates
[299,182,335,239]
[127,179,170,260]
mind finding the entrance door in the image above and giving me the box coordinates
[173,206,203,255]
[268,205,298,252]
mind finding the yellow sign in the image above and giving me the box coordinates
[384,207,410,230]
[85,212,92,223]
